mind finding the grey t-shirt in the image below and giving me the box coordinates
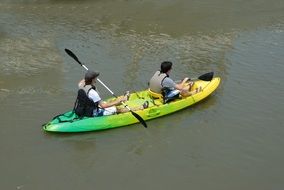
[162,77,176,90]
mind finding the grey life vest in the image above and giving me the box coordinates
[149,71,168,93]
[149,71,180,103]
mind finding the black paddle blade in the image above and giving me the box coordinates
[65,49,82,65]
[198,72,214,81]
[130,111,147,128]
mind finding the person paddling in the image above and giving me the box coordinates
[149,61,201,98]
[75,70,148,117]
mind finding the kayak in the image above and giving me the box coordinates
[43,77,220,132]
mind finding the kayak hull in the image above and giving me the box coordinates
[43,77,221,132]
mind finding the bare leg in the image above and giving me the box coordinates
[117,105,144,113]
[184,81,194,91]
[180,82,202,97]
[117,101,149,113]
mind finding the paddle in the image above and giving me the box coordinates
[65,48,148,128]
[174,72,214,84]
[189,72,214,82]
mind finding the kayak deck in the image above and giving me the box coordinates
[43,77,221,132]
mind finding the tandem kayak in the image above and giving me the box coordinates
[43,77,220,132]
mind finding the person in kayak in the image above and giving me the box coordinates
[149,61,201,99]
[75,70,148,117]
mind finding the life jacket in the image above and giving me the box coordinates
[73,85,99,117]
[149,71,168,94]
[149,71,180,103]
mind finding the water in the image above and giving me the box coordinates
[0,0,284,189]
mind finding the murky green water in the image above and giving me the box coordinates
[0,0,284,189]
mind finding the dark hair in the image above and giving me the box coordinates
[160,61,172,73]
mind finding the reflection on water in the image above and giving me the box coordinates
[0,37,62,76]
[122,32,233,90]
[0,2,235,95]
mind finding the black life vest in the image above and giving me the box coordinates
[73,86,99,117]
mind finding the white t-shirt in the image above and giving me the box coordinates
[87,89,101,103]
[88,88,117,116]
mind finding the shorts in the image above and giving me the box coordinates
[95,106,117,116]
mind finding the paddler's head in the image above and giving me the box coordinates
[161,61,173,74]
[84,70,100,85]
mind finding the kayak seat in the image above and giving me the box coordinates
[148,89,163,100]
[148,88,181,104]
[148,89,164,105]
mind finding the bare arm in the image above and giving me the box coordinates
[175,77,189,91]
[78,79,85,88]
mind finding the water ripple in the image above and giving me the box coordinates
[0,37,62,76]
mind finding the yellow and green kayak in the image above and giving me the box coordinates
[43,77,220,132]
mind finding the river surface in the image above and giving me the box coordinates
[0,0,284,189]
